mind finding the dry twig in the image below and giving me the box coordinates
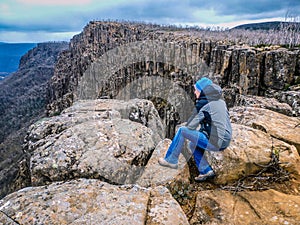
[221,139,290,194]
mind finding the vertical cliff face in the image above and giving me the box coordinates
[47,21,300,128]
[47,22,151,114]
[210,45,299,96]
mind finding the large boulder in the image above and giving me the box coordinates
[206,123,300,185]
[25,99,164,186]
[230,106,300,153]
[0,179,189,225]
[200,106,300,185]
[30,118,155,185]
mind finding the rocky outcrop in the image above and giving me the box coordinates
[190,189,300,224]
[210,46,298,93]
[207,123,300,185]
[24,99,163,186]
[0,98,192,224]
[47,21,300,120]
[1,96,299,224]
[230,106,300,153]
[0,179,189,225]
[1,21,300,224]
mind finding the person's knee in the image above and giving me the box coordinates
[178,126,186,132]
[177,127,183,133]
[179,126,189,134]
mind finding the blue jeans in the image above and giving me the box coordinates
[164,126,221,174]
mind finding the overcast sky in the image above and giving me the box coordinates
[0,0,299,43]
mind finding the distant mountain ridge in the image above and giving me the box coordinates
[0,42,37,79]
[232,21,300,30]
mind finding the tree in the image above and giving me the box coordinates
[280,10,300,48]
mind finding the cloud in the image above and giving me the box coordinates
[88,0,199,24]
[1,0,300,42]
[17,0,92,5]
[0,31,78,43]
[188,0,300,19]
[0,3,12,17]
[89,0,299,25]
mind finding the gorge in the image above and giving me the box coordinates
[0,21,300,224]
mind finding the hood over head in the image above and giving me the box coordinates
[201,83,222,101]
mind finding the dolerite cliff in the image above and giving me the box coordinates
[0,21,300,224]
[46,21,300,120]
[0,42,68,198]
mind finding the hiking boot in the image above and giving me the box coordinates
[195,170,215,182]
[158,158,178,169]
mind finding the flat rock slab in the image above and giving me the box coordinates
[230,106,300,153]
[136,139,190,188]
[0,179,188,225]
[190,189,300,225]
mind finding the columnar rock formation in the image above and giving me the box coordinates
[47,21,300,121]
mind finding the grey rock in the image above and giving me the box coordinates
[0,179,188,225]
[233,94,294,116]
[136,139,190,188]
[26,99,163,186]
[190,189,300,225]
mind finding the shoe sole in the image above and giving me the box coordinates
[158,159,178,169]
[158,163,178,169]
[195,173,215,182]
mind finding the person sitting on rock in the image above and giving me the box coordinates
[158,77,232,181]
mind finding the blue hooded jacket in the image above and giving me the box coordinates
[187,83,232,149]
